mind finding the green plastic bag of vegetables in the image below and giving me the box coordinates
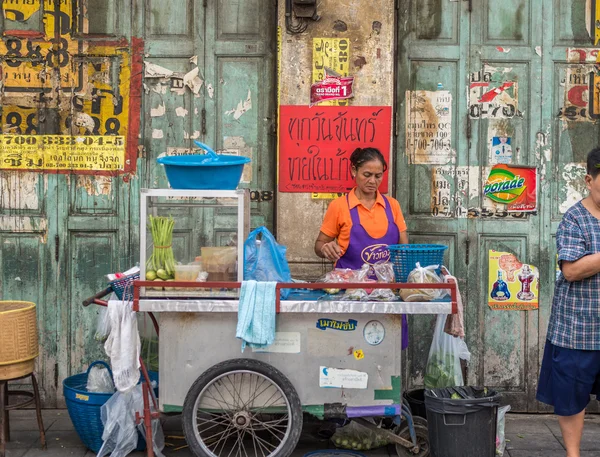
[331,421,389,451]
[424,314,470,388]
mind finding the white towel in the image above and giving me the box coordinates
[104,300,141,392]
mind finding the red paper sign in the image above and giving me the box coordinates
[310,76,355,106]
[278,106,392,193]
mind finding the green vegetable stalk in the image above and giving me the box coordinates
[424,353,460,388]
[146,215,176,278]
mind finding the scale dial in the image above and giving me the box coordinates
[364,320,385,346]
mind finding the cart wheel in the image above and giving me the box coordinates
[395,423,429,457]
[411,416,428,429]
[182,358,303,457]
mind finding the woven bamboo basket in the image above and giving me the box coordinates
[0,301,39,380]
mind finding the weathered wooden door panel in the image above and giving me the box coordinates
[540,0,600,412]
[467,0,543,411]
[397,0,470,389]
[205,0,276,232]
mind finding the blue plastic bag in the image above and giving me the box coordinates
[244,226,292,298]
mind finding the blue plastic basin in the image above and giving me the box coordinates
[157,154,251,190]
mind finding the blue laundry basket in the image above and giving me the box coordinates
[388,244,448,282]
[63,361,158,453]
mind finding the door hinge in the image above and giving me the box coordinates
[394,111,399,137]
[54,235,59,262]
[468,0,472,12]
[201,108,207,135]
[203,0,207,6]
[465,238,470,265]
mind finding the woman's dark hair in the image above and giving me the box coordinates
[587,147,600,179]
[350,147,388,172]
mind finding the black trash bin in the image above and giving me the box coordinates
[404,388,427,419]
[424,386,500,457]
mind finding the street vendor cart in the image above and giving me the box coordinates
[130,189,458,457]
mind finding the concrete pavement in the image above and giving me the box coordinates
[3,409,600,457]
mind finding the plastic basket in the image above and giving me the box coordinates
[63,360,159,453]
[109,273,139,300]
[388,244,448,282]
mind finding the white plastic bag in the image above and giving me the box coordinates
[369,262,397,301]
[496,405,511,456]
[94,293,118,342]
[399,263,445,302]
[97,384,165,457]
[424,314,470,388]
[86,365,115,393]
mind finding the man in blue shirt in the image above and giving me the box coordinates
[537,147,600,457]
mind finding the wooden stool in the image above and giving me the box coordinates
[0,372,46,457]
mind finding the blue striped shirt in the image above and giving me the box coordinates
[547,201,600,350]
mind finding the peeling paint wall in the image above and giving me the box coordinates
[277,0,395,278]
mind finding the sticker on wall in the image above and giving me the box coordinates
[353,349,365,360]
[483,165,537,212]
[310,74,355,106]
[488,250,539,310]
[469,66,520,119]
[316,318,358,331]
[405,90,453,165]
[363,320,385,345]
[490,137,513,164]
[252,332,301,354]
[312,38,350,107]
[320,367,368,389]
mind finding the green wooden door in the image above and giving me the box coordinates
[467,0,543,411]
[398,0,548,410]
[539,0,600,413]
[138,0,275,257]
[396,0,471,394]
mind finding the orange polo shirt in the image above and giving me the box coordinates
[320,189,407,256]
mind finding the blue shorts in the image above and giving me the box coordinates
[536,340,600,416]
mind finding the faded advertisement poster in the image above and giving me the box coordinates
[405,90,453,165]
[469,66,519,119]
[312,38,350,107]
[431,165,469,218]
[560,65,596,122]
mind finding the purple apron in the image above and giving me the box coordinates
[336,194,409,349]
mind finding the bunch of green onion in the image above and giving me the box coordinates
[146,215,175,280]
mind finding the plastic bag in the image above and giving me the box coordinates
[341,264,375,300]
[86,365,115,393]
[244,226,292,299]
[369,262,397,301]
[95,293,117,342]
[320,268,356,294]
[95,305,111,342]
[97,384,165,457]
[331,420,389,451]
[424,314,469,388]
[496,405,511,456]
[399,263,445,302]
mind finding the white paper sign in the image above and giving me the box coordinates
[319,367,369,389]
[252,332,301,354]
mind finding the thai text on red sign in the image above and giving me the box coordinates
[310,76,354,106]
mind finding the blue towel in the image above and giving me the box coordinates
[236,280,277,351]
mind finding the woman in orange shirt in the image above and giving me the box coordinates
[314,147,409,347]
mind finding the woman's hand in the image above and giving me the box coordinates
[321,241,342,262]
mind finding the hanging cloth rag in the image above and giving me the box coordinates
[104,299,141,392]
[443,273,465,338]
[236,280,277,351]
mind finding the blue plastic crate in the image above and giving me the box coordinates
[388,244,448,282]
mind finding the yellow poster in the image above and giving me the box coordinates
[0,135,125,171]
[312,38,350,107]
[312,192,345,200]
[488,250,539,310]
